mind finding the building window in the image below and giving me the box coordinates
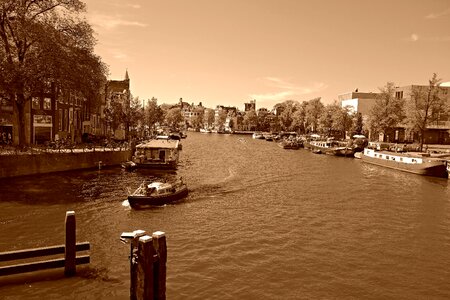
[395,91,403,99]
[32,97,40,110]
[43,98,51,110]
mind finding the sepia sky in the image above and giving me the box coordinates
[83,0,450,110]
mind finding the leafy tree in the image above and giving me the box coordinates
[243,110,258,131]
[305,97,324,133]
[204,108,215,128]
[0,0,107,145]
[331,105,353,139]
[290,103,306,133]
[277,100,299,131]
[123,95,143,139]
[368,82,405,141]
[349,112,364,137]
[216,109,228,131]
[165,107,183,130]
[104,97,124,136]
[318,103,336,136]
[144,97,163,135]
[404,73,448,151]
[190,107,204,130]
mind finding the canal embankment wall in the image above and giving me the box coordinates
[0,150,132,178]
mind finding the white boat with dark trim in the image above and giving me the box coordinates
[361,148,448,178]
[128,178,188,208]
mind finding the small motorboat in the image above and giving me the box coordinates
[121,161,137,170]
[127,178,188,208]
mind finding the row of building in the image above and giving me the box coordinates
[0,71,131,145]
[339,84,450,144]
[1,71,449,145]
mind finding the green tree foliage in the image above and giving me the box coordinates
[0,0,107,145]
[368,82,405,140]
[405,73,448,151]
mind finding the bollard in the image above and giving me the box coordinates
[136,235,155,300]
[152,231,167,300]
[64,211,76,276]
[121,230,167,300]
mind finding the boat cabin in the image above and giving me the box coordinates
[132,139,180,169]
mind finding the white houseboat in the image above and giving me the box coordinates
[361,148,448,178]
[132,139,180,169]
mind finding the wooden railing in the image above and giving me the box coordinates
[0,211,90,277]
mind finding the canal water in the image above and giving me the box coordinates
[1,132,450,299]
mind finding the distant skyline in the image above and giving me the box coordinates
[84,0,450,110]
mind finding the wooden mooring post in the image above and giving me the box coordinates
[120,230,167,300]
[0,211,90,277]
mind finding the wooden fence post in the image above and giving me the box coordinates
[152,231,167,300]
[64,211,76,277]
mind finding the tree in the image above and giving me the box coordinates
[305,97,324,133]
[216,109,228,131]
[165,107,183,130]
[243,110,258,131]
[204,108,215,129]
[123,95,143,140]
[291,103,306,133]
[277,100,299,131]
[349,112,364,137]
[104,97,124,136]
[331,104,353,139]
[144,97,163,135]
[404,73,448,151]
[190,107,204,130]
[0,0,107,145]
[368,82,405,141]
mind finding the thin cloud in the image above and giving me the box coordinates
[249,91,296,102]
[405,33,450,42]
[88,13,148,30]
[425,8,450,19]
[263,77,328,94]
[410,34,419,42]
[249,78,327,102]
[108,49,131,61]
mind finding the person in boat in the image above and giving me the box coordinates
[145,185,156,196]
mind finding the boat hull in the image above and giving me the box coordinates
[134,160,178,170]
[325,147,356,157]
[128,186,188,208]
[362,153,448,178]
